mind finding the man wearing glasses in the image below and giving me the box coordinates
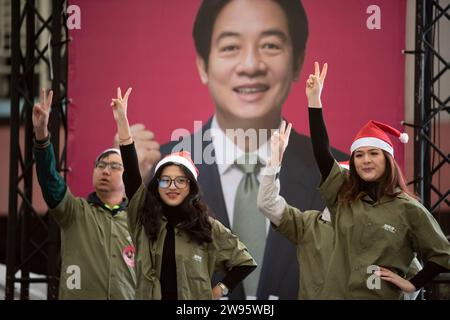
[33,88,136,300]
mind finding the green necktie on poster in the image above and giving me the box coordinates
[232,154,265,298]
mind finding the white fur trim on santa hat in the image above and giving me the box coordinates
[95,148,121,163]
[154,155,198,180]
[350,137,394,157]
[399,133,409,144]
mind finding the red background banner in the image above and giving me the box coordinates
[68,0,406,196]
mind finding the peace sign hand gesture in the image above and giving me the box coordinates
[111,87,132,122]
[269,120,292,167]
[32,88,53,140]
[305,61,328,108]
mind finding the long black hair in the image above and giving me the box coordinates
[139,162,213,245]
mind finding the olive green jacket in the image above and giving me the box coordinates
[274,206,334,299]
[275,205,423,300]
[316,161,450,299]
[50,189,136,299]
[34,141,136,300]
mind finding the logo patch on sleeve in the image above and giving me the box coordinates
[122,245,135,268]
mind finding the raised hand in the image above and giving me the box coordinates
[32,88,53,140]
[376,266,417,293]
[268,120,292,167]
[305,61,328,108]
[110,86,133,146]
[111,87,132,122]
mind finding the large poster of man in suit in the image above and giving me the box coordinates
[67,0,406,299]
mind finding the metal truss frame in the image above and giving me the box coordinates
[6,0,68,300]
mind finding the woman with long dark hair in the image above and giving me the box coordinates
[110,88,256,300]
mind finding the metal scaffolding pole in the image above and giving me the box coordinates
[414,0,450,216]
[414,0,450,300]
[6,0,68,300]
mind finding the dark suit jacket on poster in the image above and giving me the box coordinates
[160,118,348,300]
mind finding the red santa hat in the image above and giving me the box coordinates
[350,121,408,157]
[339,161,350,170]
[154,151,199,180]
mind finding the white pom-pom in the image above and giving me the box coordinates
[399,132,409,143]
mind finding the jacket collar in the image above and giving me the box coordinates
[87,192,127,215]
[362,187,404,205]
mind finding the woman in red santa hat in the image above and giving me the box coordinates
[303,62,450,299]
[257,123,423,300]
[109,87,256,300]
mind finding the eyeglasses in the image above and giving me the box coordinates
[158,176,189,189]
[95,161,124,171]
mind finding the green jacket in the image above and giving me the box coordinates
[317,161,450,299]
[128,184,257,300]
[275,205,423,300]
[274,206,334,299]
[34,142,136,299]
[50,189,136,299]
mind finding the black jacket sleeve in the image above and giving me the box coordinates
[308,108,335,179]
[119,143,142,200]
[221,265,257,292]
[409,261,449,290]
